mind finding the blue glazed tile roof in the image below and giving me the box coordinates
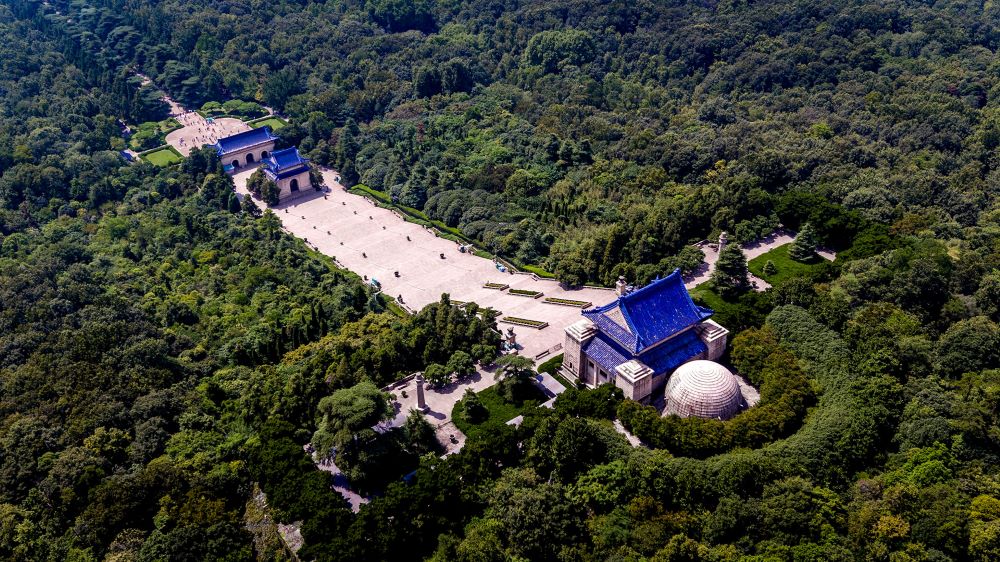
[582,327,706,377]
[637,329,707,375]
[582,333,630,373]
[265,168,309,181]
[582,269,712,353]
[267,147,308,171]
[214,126,278,156]
[589,313,637,351]
[263,147,310,180]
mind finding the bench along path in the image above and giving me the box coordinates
[233,168,617,361]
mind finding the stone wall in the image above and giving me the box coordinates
[276,169,312,201]
[222,141,276,170]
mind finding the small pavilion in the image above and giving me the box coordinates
[261,147,312,201]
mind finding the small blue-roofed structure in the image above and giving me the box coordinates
[563,269,730,405]
[214,126,279,170]
[260,147,312,202]
[263,147,309,180]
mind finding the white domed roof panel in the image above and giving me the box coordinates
[663,360,743,420]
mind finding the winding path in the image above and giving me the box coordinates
[685,229,835,291]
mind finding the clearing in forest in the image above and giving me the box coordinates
[232,168,617,361]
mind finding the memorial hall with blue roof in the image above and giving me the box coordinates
[214,126,280,170]
[257,146,312,202]
[563,269,730,404]
[214,127,314,203]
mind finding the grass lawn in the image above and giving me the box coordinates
[518,262,557,278]
[551,370,574,389]
[141,146,183,166]
[747,244,826,285]
[690,283,729,311]
[249,116,289,130]
[128,118,183,150]
[159,118,181,132]
[378,293,410,317]
[451,384,546,440]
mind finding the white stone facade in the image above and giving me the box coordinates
[223,141,275,170]
[273,169,311,201]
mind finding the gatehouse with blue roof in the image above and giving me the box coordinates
[213,126,279,170]
[261,147,312,201]
[563,269,729,403]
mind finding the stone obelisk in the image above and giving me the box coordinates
[415,374,429,412]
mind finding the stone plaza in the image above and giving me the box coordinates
[232,167,619,361]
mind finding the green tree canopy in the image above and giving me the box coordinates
[788,223,819,262]
[312,381,394,458]
[712,243,752,298]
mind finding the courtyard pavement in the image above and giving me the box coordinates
[137,71,260,157]
[225,163,841,501]
[383,367,500,429]
[165,113,250,156]
[380,366,569,434]
[233,168,618,361]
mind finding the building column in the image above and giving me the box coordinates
[562,319,597,385]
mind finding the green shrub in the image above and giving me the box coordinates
[423,363,451,387]
[537,353,563,375]
[617,331,815,458]
[554,384,622,420]
[460,388,488,423]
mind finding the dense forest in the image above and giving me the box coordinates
[1,0,1000,560]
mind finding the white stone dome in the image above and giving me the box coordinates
[663,360,743,420]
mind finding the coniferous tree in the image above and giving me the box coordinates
[788,223,819,262]
[460,388,487,423]
[403,410,438,455]
[241,195,262,218]
[260,180,281,207]
[712,244,751,298]
[763,260,777,277]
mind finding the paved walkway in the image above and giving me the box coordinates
[613,419,644,447]
[684,229,834,291]
[135,72,262,156]
[535,372,566,399]
[313,454,370,513]
[233,168,617,360]
[165,112,250,156]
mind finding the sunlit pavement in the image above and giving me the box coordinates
[233,168,617,361]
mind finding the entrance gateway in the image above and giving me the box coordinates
[212,126,278,172]
[260,147,312,202]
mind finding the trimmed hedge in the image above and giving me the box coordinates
[499,317,548,328]
[508,289,543,298]
[618,326,815,457]
[543,297,592,307]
